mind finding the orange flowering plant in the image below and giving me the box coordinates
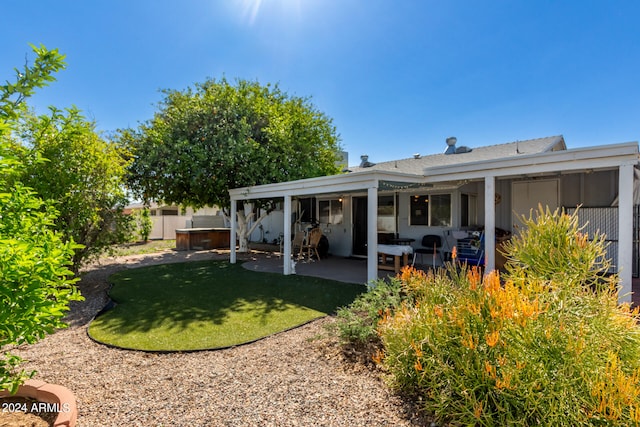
[376,207,640,426]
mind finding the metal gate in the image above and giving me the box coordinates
[566,206,640,277]
[567,207,619,274]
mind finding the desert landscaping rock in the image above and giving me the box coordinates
[7,249,428,426]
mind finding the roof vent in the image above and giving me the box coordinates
[444,136,457,155]
[455,146,472,154]
[359,154,376,168]
[413,153,421,159]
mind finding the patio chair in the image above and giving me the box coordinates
[302,228,323,261]
[456,231,484,266]
[414,234,443,268]
[291,232,306,258]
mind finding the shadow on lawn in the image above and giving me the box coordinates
[88,260,366,349]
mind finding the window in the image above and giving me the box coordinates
[410,195,429,225]
[298,197,317,223]
[378,195,396,232]
[161,208,178,216]
[319,199,343,224]
[410,194,451,226]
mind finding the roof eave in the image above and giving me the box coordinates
[229,170,426,200]
[423,141,639,182]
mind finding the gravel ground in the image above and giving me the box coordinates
[9,249,429,427]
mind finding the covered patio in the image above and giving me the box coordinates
[229,141,639,303]
[229,170,430,284]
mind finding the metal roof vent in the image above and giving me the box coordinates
[455,145,472,154]
[444,137,472,154]
[444,136,457,155]
[413,153,421,159]
[359,154,376,168]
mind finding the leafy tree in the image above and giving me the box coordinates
[0,45,83,393]
[121,78,342,251]
[0,44,65,136]
[13,106,133,269]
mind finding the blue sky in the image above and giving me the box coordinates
[2,1,639,164]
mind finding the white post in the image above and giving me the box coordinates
[484,176,496,272]
[367,185,379,283]
[230,198,237,264]
[618,164,634,303]
[283,195,292,275]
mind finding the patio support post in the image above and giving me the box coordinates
[283,195,292,275]
[618,164,634,303]
[484,175,496,272]
[367,185,379,283]
[230,198,237,264]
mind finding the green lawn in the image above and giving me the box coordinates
[88,260,366,351]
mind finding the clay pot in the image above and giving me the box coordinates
[0,379,77,427]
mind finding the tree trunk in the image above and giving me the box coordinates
[232,204,271,253]
[237,210,250,252]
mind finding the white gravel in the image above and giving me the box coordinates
[9,249,428,426]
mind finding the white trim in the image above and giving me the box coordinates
[283,196,292,275]
[367,186,379,283]
[230,202,237,264]
[229,170,427,200]
[484,176,496,272]
[619,164,634,303]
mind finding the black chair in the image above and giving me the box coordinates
[415,235,443,267]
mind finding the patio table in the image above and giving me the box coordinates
[378,244,414,274]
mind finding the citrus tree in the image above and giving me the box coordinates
[121,78,342,251]
[15,106,133,268]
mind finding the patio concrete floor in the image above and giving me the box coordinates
[241,254,402,284]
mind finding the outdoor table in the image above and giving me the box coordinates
[378,244,414,274]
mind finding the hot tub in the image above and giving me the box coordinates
[175,228,231,251]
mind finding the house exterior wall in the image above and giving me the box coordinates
[318,196,352,257]
[249,209,284,244]
[360,170,621,260]
[249,170,622,259]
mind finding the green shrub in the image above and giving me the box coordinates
[334,277,407,347]
[0,184,83,393]
[378,207,640,426]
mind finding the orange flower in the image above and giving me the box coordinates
[473,401,483,419]
[467,266,481,290]
[400,265,414,282]
[434,305,443,318]
[410,340,423,357]
[451,246,457,260]
[486,330,500,347]
[496,373,513,390]
[372,349,385,365]
[484,361,496,379]
[462,332,477,350]
[414,359,423,372]
[483,270,501,295]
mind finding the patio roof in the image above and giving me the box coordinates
[228,169,428,200]
[229,138,640,303]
